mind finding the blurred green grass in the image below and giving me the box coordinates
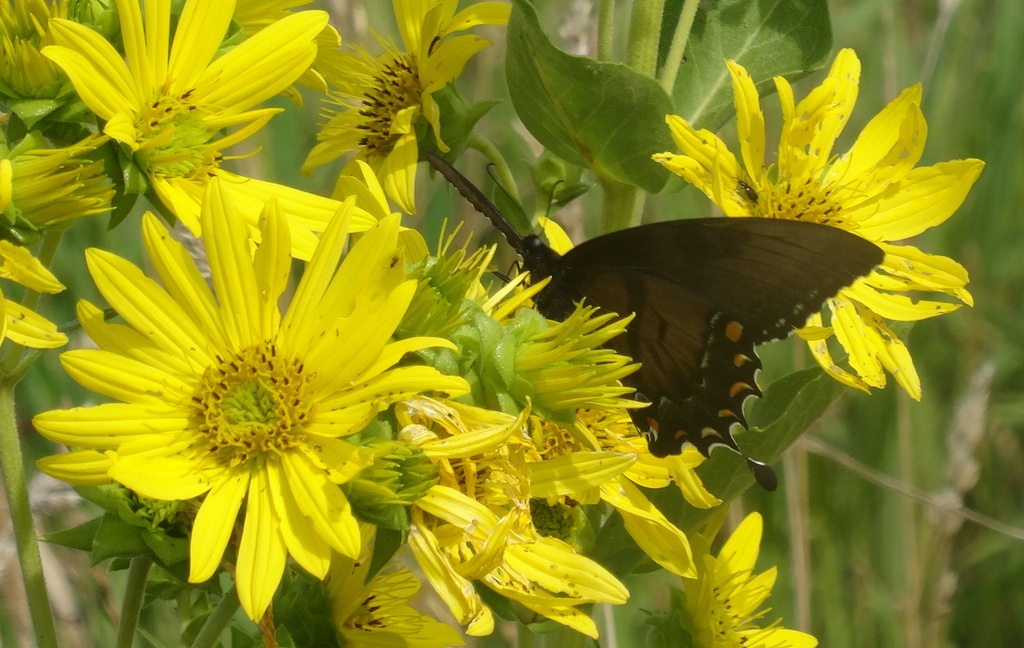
[11,0,1022,646]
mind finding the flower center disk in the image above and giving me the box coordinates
[193,342,314,467]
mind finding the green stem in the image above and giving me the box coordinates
[0,381,59,648]
[191,585,241,648]
[517,626,535,648]
[115,556,153,648]
[599,177,642,233]
[657,0,701,94]
[597,0,615,61]
[625,0,665,77]
[467,133,520,202]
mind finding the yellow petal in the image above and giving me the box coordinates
[718,512,762,580]
[33,402,187,448]
[0,240,65,293]
[3,301,67,349]
[194,10,328,112]
[727,60,765,181]
[601,479,695,577]
[189,470,249,582]
[828,297,886,389]
[281,452,361,558]
[528,451,636,498]
[140,213,228,350]
[408,523,494,635]
[85,247,214,368]
[167,0,234,94]
[43,22,139,119]
[236,468,288,620]
[60,349,194,406]
[36,450,114,486]
[505,537,629,603]
[828,84,924,186]
[202,179,263,348]
[856,159,985,241]
[267,459,332,579]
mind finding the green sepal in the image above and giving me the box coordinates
[367,527,406,583]
[39,516,102,552]
[424,84,500,159]
[272,569,338,648]
[533,153,590,212]
[643,586,694,648]
[506,0,673,193]
[673,0,833,130]
[91,513,151,563]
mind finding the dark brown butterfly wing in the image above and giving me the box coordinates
[426,152,884,491]
[543,219,882,489]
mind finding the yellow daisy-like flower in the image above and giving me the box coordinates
[683,513,817,648]
[0,241,67,349]
[527,408,721,579]
[0,0,67,103]
[326,526,465,648]
[304,0,511,214]
[397,397,629,639]
[653,48,983,399]
[2,135,112,236]
[33,179,469,621]
[42,0,376,258]
[233,0,340,98]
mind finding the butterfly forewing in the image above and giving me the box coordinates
[557,218,883,343]
[427,153,884,491]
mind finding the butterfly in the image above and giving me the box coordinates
[426,152,884,490]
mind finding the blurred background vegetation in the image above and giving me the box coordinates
[6,0,1021,646]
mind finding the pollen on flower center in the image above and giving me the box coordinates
[193,342,314,467]
[135,90,218,178]
[760,175,844,226]
[356,53,421,156]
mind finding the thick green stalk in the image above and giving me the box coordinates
[599,176,642,233]
[625,0,665,77]
[467,133,520,202]
[657,0,701,94]
[0,381,59,648]
[597,0,615,61]
[191,586,241,648]
[115,556,153,648]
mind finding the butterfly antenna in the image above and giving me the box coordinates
[544,179,566,218]
[426,152,525,248]
[745,457,778,491]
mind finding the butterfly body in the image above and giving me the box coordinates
[427,153,884,490]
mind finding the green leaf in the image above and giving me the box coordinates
[40,516,102,552]
[92,513,149,563]
[506,0,673,193]
[368,527,405,582]
[672,367,847,531]
[673,0,833,130]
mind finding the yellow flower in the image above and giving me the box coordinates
[304,0,511,214]
[0,236,67,349]
[326,526,465,647]
[527,408,721,579]
[33,179,469,621]
[233,0,341,98]
[397,397,629,639]
[2,135,112,237]
[0,0,67,103]
[42,0,376,258]
[653,48,983,399]
[683,513,817,648]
